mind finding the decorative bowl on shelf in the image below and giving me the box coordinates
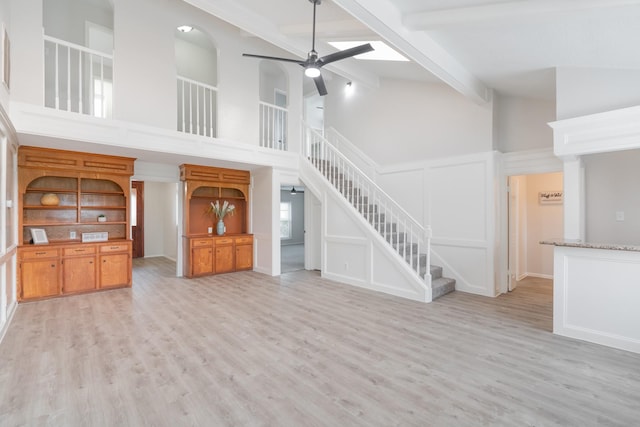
[40,193,60,206]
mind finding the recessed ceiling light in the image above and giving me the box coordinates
[328,41,409,62]
[177,25,193,33]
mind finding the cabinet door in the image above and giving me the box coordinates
[192,246,214,276]
[99,253,131,288]
[63,256,97,293]
[235,244,253,271]
[215,245,235,274]
[21,259,60,299]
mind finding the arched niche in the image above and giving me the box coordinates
[43,0,114,49]
[175,26,218,87]
[259,61,289,106]
[175,26,218,137]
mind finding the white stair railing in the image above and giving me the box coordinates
[177,76,217,138]
[324,127,378,181]
[259,102,288,150]
[44,35,113,118]
[303,126,431,283]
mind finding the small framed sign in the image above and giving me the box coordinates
[539,191,563,204]
[30,228,49,244]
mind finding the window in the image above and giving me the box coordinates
[280,202,291,239]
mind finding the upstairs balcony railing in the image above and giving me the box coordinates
[44,35,113,118]
[259,101,288,150]
[177,76,217,138]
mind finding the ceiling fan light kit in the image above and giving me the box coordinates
[242,0,373,96]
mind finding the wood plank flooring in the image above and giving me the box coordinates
[1,258,639,426]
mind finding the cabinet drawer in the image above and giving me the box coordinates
[100,243,130,253]
[191,239,212,247]
[21,248,59,259]
[63,246,96,256]
[235,236,253,245]
[215,238,234,245]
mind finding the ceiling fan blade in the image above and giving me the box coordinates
[242,53,305,65]
[318,43,374,66]
[313,74,328,96]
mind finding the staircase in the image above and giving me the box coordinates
[303,128,456,301]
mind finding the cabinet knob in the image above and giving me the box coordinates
[51,264,55,268]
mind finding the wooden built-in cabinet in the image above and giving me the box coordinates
[17,146,134,301]
[181,164,253,278]
[183,235,254,277]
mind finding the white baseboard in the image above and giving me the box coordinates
[522,272,553,280]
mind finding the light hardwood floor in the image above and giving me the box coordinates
[1,258,639,426]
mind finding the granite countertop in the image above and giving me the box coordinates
[540,239,640,252]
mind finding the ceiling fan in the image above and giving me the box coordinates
[242,0,374,96]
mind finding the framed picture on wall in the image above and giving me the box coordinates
[539,191,563,204]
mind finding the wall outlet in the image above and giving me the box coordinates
[70,231,76,239]
[616,211,625,222]
[344,262,349,271]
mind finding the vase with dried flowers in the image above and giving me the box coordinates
[208,200,235,235]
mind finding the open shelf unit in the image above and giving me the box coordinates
[17,146,135,302]
[180,164,253,278]
[19,148,133,245]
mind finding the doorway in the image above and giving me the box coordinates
[280,185,305,273]
[507,172,563,291]
[131,181,144,258]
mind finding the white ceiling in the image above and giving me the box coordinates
[185,0,640,102]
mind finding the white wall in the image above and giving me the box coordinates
[43,0,112,45]
[495,95,555,153]
[143,181,178,259]
[175,32,217,86]
[252,166,275,275]
[9,0,44,106]
[259,62,287,104]
[556,67,640,120]
[584,150,640,245]
[323,76,493,165]
[377,152,499,297]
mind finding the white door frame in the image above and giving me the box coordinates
[499,149,563,294]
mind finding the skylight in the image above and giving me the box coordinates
[328,41,409,62]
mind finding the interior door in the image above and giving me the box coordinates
[131,181,144,258]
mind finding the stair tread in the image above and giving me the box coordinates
[431,277,456,300]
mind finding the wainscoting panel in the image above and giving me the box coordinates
[554,246,640,354]
[378,152,498,297]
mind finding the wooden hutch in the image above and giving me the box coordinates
[17,146,135,301]
[180,164,253,277]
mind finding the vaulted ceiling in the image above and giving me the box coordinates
[184,0,640,103]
